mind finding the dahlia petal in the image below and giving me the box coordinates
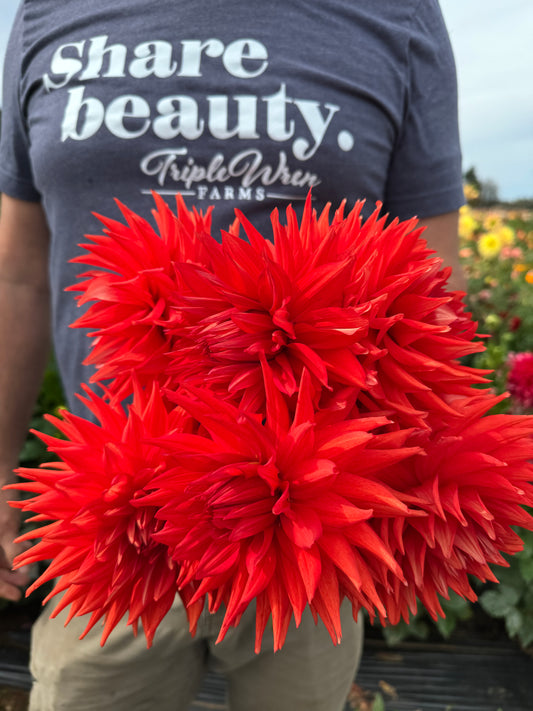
[297,485,363,523]
[404,536,427,589]
[378,357,430,392]
[318,533,363,590]
[241,547,277,606]
[196,542,241,577]
[310,559,342,645]
[254,592,272,654]
[292,368,319,428]
[281,505,323,548]
[315,425,376,459]
[233,208,275,257]
[260,355,291,438]
[279,563,307,627]
[344,524,404,578]
[433,517,458,557]
[295,544,322,602]
[286,342,329,387]
[321,348,368,387]
[288,458,337,487]
[139,588,177,648]
[227,514,278,541]
[439,485,468,526]
[335,476,409,516]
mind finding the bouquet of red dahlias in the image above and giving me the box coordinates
[7,193,533,651]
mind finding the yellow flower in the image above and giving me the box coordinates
[478,232,503,259]
[483,212,503,231]
[463,183,479,202]
[497,225,515,246]
[515,264,528,272]
[459,208,479,240]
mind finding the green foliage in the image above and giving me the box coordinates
[380,592,474,646]
[17,355,65,524]
[18,354,66,468]
[479,527,533,649]
[3,355,67,612]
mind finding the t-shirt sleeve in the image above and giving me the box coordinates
[0,1,42,202]
[384,0,464,220]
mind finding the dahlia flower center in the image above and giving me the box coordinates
[200,459,294,536]
[272,481,291,516]
[127,503,164,553]
[269,302,296,351]
[257,459,284,492]
[271,328,289,352]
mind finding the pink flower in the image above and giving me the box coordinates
[507,352,533,409]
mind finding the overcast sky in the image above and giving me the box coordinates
[439,0,533,201]
[0,0,531,200]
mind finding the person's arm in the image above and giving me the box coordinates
[419,210,466,293]
[383,2,464,294]
[0,194,51,601]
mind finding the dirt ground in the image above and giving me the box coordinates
[0,688,28,711]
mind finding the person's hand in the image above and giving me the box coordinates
[0,487,31,601]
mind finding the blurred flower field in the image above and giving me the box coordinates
[451,195,533,651]
[459,199,533,411]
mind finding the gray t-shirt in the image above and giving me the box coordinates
[0,0,464,412]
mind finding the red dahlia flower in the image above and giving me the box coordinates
[322,205,488,429]
[8,384,195,646]
[70,192,487,426]
[8,192,533,652]
[69,193,212,402]
[162,199,374,412]
[145,362,421,651]
[370,393,533,626]
[161,195,487,423]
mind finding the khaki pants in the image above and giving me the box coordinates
[29,596,364,711]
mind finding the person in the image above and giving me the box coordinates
[0,1,465,709]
